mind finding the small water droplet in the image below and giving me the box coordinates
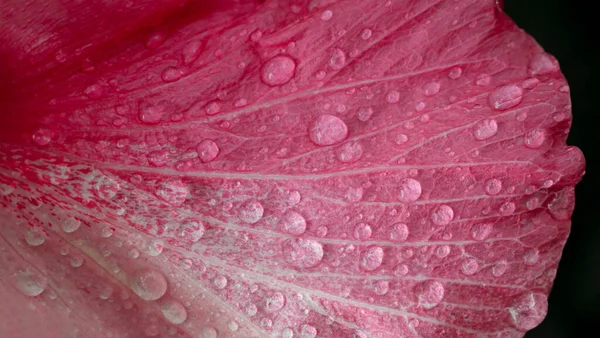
[261,55,296,86]
[309,114,348,146]
[492,260,508,277]
[473,119,498,140]
[357,107,373,121]
[328,48,346,70]
[227,320,239,332]
[431,205,454,226]
[524,248,540,265]
[197,139,220,162]
[488,84,523,110]
[373,280,389,296]
[345,187,363,203]
[336,141,363,163]
[61,217,81,233]
[529,53,559,76]
[245,303,258,316]
[155,179,188,206]
[238,200,264,224]
[354,223,372,240]
[25,228,46,246]
[320,10,333,21]
[179,221,205,243]
[160,299,188,324]
[145,31,167,50]
[397,178,422,203]
[389,222,409,242]
[484,178,502,195]
[423,81,440,96]
[361,28,372,40]
[508,292,548,331]
[148,150,169,167]
[471,223,493,241]
[280,211,307,235]
[161,66,182,83]
[523,129,546,149]
[415,280,445,309]
[284,238,324,268]
[101,227,114,238]
[386,90,400,103]
[139,103,164,124]
[130,268,168,301]
[84,84,103,99]
[265,291,286,312]
[282,327,294,338]
[448,67,462,79]
[499,202,516,216]
[360,246,384,271]
[198,327,218,338]
[436,245,451,258]
[182,40,202,64]
[13,269,47,297]
[32,129,52,146]
[128,249,140,259]
[476,73,491,86]
[301,324,317,338]
[146,239,164,257]
[70,256,83,268]
[460,258,480,275]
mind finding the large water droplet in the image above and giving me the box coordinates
[309,115,348,146]
[336,141,363,163]
[470,223,493,241]
[484,178,502,195]
[488,84,523,110]
[238,200,264,224]
[197,139,220,162]
[460,258,480,275]
[386,90,400,103]
[160,299,188,324]
[431,205,454,226]
[61,217,81,233]
[529,53,559,76]
[423,82,440,96]
[360,246,384,271]
[523,129,546,149]
[353,223,372,240]
[389,222,409,242]
[280,211,307,235]
[284,238,324,268]
[415,280,445,309]
[13,269,47,297]
[473,119,498,140]
[139,104,164,124]
[156,179,188,206]
[265,292,286,312]
[261,55,296,86]
[130,268,168,301]
[25,228,46,246]
[329,48,346,70]
[508,292,548,331]
[397,178,422,203]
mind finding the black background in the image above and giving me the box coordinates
[504,1,599,337]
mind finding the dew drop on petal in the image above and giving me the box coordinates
[431,205,454,226]
[309,115,348,146]
[488,84,523,110]
[130,268,168,301]
[197,139,220,162]
[261,55,296,86]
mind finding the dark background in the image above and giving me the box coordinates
[504,1,599,337]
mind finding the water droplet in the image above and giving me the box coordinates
[345,187,363,203]
[523,129,546,149]
[197,139,220,162]
[182,40,202,64]
[499,202,515,216]
[244,303,258,316]
[128,249,140,259]
[130,268,168,301]
[205,102,220,115]
[473,119,498,140]
[357,107,373,121]
[160,299,187,324]
[492,261,508,277]
[389,222,409,242]
[524,248,540,265]
[423,82,440,96]
[471,223,492,241]
[448,67,462,79]
[360,246,384,271]
[309,114,348,146]
[227,320,239,332]
[70,256,83,267]
[61,217,81,233]
[139,104,164,124]
[386,90,400,103]
[373,280,390,296]
[25,228,46,246]
[284,238,324,268]
[431,205,454,226]
[93,176,120,200]
[328,48,346,70]
[280,211,307,235]
[488,84,523,110]
[436,245,451,258]
[460,258,480,275]
[155,179,188,206]
[316,226,328,237]
[238,200,264,224]
[161,66,182,83]
[529,53,559,76]
[145,31,167,49]
[84,84,103,99]
[361,28,372,40]
[282,327,294,338]
[261,55,296,86]
[99,286,113,300]
[354,223,372,240]
[265,292,286,312]
[522,78,539,89]
[508,292,548,331]
[320,10,333,21]
[146,239,164,256]
[300,324,317,338]
[336,141,363,163]
[475,73,491,86]
[13,269,47,297]
[179,221,205,243]
[415,280,445,309]
[198,327,218,338]
[397,178,422,203]
[100,226,114,238]
[32,129,52,146]
[484,178,502,195]
[148,150,169,167]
